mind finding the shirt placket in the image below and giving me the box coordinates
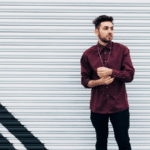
[103,48,108,66]
[103,48,110,113]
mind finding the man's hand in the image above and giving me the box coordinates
[97,67,113,78]
[100,76,114,85]
[87,76,114,88]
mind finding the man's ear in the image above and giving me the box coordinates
[94,28,99,36]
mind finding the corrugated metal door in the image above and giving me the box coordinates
[0,1,150,150]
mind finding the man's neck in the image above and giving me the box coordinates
[98,39,108,47]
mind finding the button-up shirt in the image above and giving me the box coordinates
[80,41,135,114]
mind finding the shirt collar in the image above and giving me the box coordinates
[96,41,112,53]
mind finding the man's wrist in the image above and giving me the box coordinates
[109,69,113,75]
[98,78,103,85]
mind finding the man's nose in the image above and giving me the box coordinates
[108,29,113,34]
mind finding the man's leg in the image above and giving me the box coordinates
[110,108,132,150]
[90,111,109,150]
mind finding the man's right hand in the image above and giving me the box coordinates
[99,76,114,85]
[87,76,114,88]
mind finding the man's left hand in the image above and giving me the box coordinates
[97,67,113,78]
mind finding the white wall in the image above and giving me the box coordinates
[0,1,149,150]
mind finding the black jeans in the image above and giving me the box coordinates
[90,108,131,150]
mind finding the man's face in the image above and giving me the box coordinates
[98,21,114,43]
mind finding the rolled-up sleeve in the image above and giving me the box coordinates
[80,53,92,88]
[112,46,135,83]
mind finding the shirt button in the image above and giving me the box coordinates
[106,86,108,88]
[107,95,109,97]
[104,52,106,54]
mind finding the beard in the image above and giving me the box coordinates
[98,34,112,43]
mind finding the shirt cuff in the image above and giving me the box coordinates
[111,69,127,81]
[111,69,118,78]
[84,78,91,88]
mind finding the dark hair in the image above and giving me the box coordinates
[93,15,113,29]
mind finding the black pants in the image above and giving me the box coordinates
[90,108,131,150]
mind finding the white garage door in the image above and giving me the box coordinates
[0,0,149,150]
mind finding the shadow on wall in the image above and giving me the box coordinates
[0,104,47,150]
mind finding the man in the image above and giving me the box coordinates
[80,15,135,150]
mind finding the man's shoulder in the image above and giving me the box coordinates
[113,42,129,52]
[113,42,129,49]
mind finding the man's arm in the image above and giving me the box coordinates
[80,53,92,88]
[97,46,135,83]
[111,46,135,82]
[81,53,114,88]
[87,76,114,88]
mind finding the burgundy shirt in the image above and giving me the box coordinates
[80,41,135,114]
